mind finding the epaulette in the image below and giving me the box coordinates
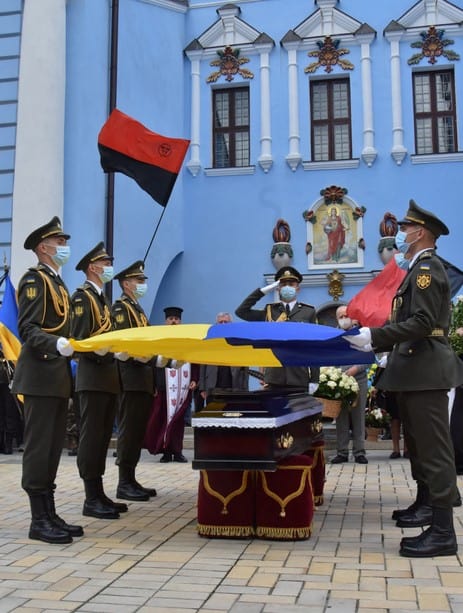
[297,302,315,308]
[112,303,124,312]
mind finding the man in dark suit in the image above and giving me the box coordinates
[13,217,83,544]
[198,312,249,404]
[235,266,319,392]
[71,242,124,520]
[347,199,463,558]
[111,261,157,502]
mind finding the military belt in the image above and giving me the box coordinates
[428,328,445,337]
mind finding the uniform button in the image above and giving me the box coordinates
[44,354,48,358]
[408,349,412,354]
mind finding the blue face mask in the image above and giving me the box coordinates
[98,265,114,284]
[134,283,147,298]
[395,229,420,254]
[394,253,410,270]
[51,245,71,267]
[280,285,297,302]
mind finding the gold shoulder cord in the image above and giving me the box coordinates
[83,290,112,336]
[37,271,70,333]
[123,300,148,327]
[266,304,287,322]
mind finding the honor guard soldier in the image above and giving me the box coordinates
[347,199,463,558]
[111,261,157,501]
[13,217,83,544]
[71,242,124,519]
[235,266,319,392]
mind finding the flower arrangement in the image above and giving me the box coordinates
[365,405,390,428]
[449,295,463,356]
[314,366,359,404]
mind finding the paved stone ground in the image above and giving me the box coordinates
[0,446,462,613]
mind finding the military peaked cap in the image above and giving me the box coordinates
[75,241,113,271]
[24,216,70,250]
[164,306,183,319]
[114,260,147,281]
[274,266,303,283]
[398,199,449,237]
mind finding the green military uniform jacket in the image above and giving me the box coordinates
[12,264,72,398]
[71,281,120,393]
[235,288,319,388]
[111,293,154,394]
[372,250,463,391]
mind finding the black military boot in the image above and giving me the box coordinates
[3,432,13,454]
[400,507,457,558]
[396,503,432,528]
[130,466,157,498]
[116,466,149,501]
[392,481,427,520]
[27,491,73,544]
[46,486,84,537]
[95,477,128,513]
[83,479,119,519]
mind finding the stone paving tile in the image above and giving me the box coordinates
[0,450,462,612]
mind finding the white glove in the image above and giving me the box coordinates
[94,347,110,356]
[344,327,372,348]
[260,280,280,295]
[309,383,319,395]
[170,359,185,369]
[114,351,129,362]
[56,337,74,357]
[156,355,169,368]
[135,356,151,363]
[378,354,388,368]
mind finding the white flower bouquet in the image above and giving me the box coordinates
[314,366,359,404]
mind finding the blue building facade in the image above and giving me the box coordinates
[3,0,463,324]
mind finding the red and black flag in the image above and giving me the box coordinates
[98,109,190,207]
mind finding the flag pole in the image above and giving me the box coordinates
[105,0,119,301]
[143,208,167,263]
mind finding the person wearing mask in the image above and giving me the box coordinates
[235,266,319,393]
[330,305,370,464]
[144,307,199,463]
[12,217,83,544]
[346,199,463,558]
[71,242,125,520]
[198,312,249,404]
[111,261,157,501]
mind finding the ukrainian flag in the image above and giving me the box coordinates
[0,273,21,362]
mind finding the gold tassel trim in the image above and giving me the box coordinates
[197,523,255,538]
[256,524,312,540]
[259,465,312,517]
[200,469,252,515]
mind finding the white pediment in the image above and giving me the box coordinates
[397,0,463,29]
[198,18,261,48]
[293,5,362,39]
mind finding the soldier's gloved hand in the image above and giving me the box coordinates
[260,280,280,295]
[343,327,372,352]
[377,354,388,368]
[155,355,169,368]
[169,359,185,369]
[56,337,74,357]
[114,351,129,362]
[94,347,110,356]
[308,383,319,395]
[135,356,151,363]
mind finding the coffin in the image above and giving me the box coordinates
[192,390,323,471]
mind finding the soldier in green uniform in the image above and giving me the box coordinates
[235,266,319,392]
[111,261,157,502]
[71,242,125,520]
[347,199,463,558]
[13,217,83,544]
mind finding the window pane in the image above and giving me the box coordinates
[334,124,350,159]
[235,91,249,126]
[416,118,433,154]
[235,132,249,166]
[332,83,348,119]
[414,74,431,114]
[313,125,329,161]
[215,133,230,168]
[435,73,453,112]
[312,83,328,121]
[214,93,229,128]
[437,116,455,153]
